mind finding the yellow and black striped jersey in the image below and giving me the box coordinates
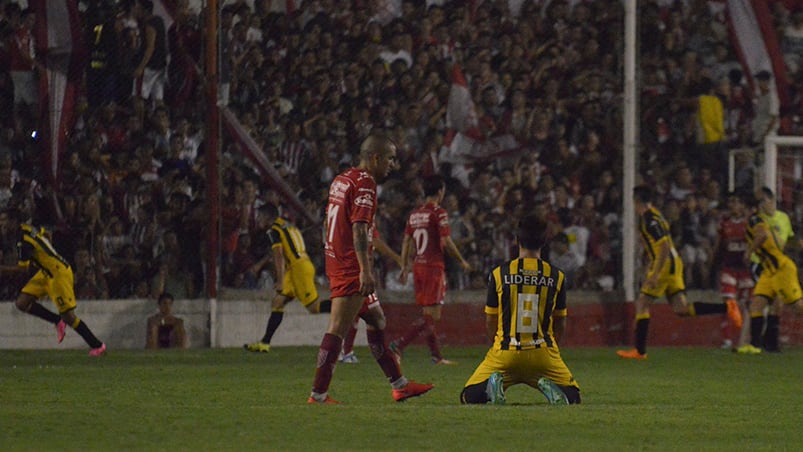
[747,213,786,273]
[486,257,566,351]
[267,218,309,266]
[17,224,71,277]
[639,206,677,263]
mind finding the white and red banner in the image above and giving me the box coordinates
[440,63,518,185]
[31,0,84,186]
[727,0,791,123]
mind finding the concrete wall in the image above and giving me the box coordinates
[0,297,361,350]
[2,290,802,350]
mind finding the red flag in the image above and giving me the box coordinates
[442,63,519,174]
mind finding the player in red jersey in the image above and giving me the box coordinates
[391,176,471,364]
[309,132,433,404]
[713,192,751,349]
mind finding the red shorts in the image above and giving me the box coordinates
[413,265,446,306]
[719,268,754,301]
[328,274,361,299]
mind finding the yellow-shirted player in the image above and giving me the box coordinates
[737,192,803,354]
[461,213,580,405]
[244,203,330,352]
[2,208,106,355]
[617,186,741,360]
[750,187,798,352]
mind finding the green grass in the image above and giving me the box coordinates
[1,346,800,451]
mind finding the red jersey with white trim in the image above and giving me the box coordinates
[404,201,450,268]
[717,216,749,269]
[324,167,376,279]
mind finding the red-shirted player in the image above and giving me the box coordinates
[713,192,751,349]
[391,176,471,364]
[308,133,433,404]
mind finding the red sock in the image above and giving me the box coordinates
[367,329,402,382]
[422,315,442,360]
[312,333,342,394]
[396,318,428,349]
[342,322,358,355]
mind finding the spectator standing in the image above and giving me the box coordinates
[693,77,727,187]
[132,0,168,123]
[8,8,43,117]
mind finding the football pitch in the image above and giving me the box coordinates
[1,346,800,451]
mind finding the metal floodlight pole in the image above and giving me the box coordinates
[205,0,220,346]
[622,0,638,303]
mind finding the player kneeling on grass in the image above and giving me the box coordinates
[461,214,580,405]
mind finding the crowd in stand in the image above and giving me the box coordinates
[0,0,802,301]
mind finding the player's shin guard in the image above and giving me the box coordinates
[27,302,61,324]
[367,329,402,383]
[71,318,103,349]
[312,333,342,394]
[635,314,650,355]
